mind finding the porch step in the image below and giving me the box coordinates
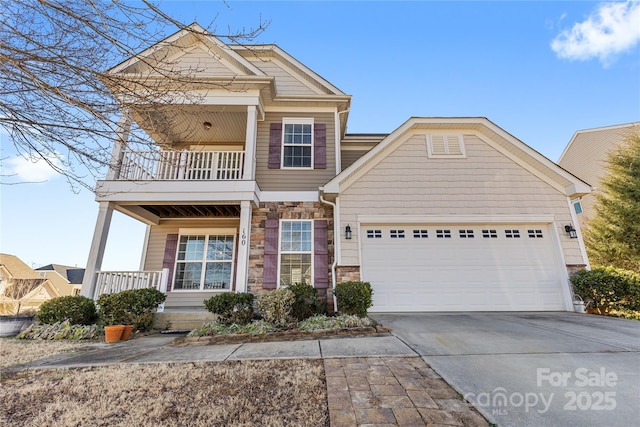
[154,309,217,331]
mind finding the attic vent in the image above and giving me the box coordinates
[426,134,466,158]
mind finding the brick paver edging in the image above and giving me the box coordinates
[325,357,488,427]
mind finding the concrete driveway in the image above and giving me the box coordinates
[372,312,640,427]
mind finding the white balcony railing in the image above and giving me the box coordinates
[117,150,244,181]
[94,269,169,312]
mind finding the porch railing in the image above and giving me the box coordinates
[117,150,244,181]
[94,268,169,312]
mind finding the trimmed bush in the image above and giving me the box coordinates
[97,288,166,331]
[257,288,295,327]
[204,292,254,325]
[36,296,97,325]
[571,267,640,314]
[334,281,373,318]
[287,283,326,321]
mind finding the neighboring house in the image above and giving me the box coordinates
[0,254,62,315]
[81,24,591,313]
[558,122,640,230]
[36,264,85,296]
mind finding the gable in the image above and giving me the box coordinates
[324,118,590,198]
[109,23,264,78]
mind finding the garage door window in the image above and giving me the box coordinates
[367,230,382,239]
[505,229,521,238]
[436,229,452,238]
[413,230,429,238]
[390,230,405,238]
[459,229,475,238]
[528,229,544,238]
[482,229,498,238]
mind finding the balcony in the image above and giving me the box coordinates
[117,149,245,181]
[96,149,259,206]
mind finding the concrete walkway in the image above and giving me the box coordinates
[20,333,489,426]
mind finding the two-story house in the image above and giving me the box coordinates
[81,24,591,314]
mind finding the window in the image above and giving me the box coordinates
[279,220,312,286]
[282,119,313,168]
[174,233,235,290]
[505,229,521,238]
[426,134,466,158]
[413,230,429,238]
[528,229,544,238]
[390,230,405,238]
[367,230,382,239]
[459,229,474,238]
[436,229,452,238]
[572,198,583,215]
[482,229,498,238]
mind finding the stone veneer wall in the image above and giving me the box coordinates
[336,266,361,283]
[248,202,334,307]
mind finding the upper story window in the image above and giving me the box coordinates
[426,134,466,158]
[268,119,327,170]
[282,119,313,168]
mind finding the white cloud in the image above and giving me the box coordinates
[3,154,64,182]
[551,1,640,66]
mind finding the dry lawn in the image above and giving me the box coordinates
[0,338,93,369]
[1,359,328,426]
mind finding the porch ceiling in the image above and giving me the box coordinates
[133,105,248,144]
[140,204,241,218]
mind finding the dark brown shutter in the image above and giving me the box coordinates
[162,234,179,292]
[314,123,326,169]
[313,220,329,288]
[263,220,279,289]
[268,123,282,169]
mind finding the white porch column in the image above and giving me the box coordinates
[106,109,133,180]
[80,202,114,299]
[243,105,258,180]
[235,200,252,292]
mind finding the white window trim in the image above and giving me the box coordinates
[426,134,467,158]
[277,219,314,288]
[173,228,237,292]
[281,117,314,170]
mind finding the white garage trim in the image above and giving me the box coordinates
[357,215,556,224]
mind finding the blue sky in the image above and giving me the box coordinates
[1,0,639,271]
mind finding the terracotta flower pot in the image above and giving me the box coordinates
[121,325,134,341]
[104,325,125,343]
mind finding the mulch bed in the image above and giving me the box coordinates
[173,325,391,345]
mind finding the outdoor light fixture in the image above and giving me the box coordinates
[565,224,578,239]
[203,121,212,130]
[345,224,352,240]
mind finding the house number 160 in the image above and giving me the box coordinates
[241,228,247,246]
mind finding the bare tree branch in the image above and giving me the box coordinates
[0,0,268,191]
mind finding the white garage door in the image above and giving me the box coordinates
[361,224,567,312]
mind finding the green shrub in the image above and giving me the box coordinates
[257,288,295,327]
[97,288,166,331]
[36,296,97,325]
[571,267,640,314]
[203,292,254,325]
[334,281,373,318]
[287,283,326,321]
[17,320,100,340]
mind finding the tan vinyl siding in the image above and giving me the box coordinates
[558,124,638,226]
[339,134,585,266]
[164,291,222,308]
[244,56,317,96]
[256,112,336,191]
[170,46,239,77]
[341,149,370,170]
